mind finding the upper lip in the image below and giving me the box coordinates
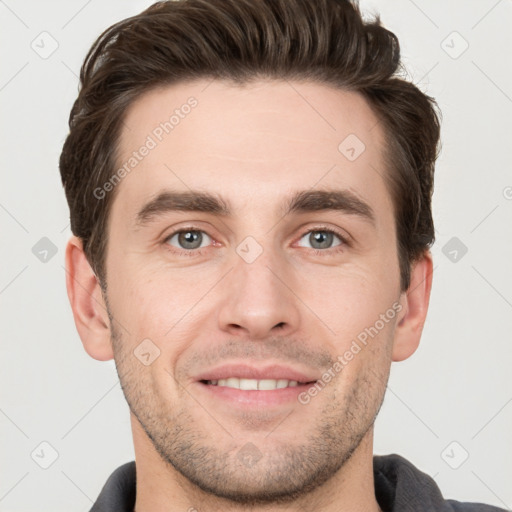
[194,364,319,383]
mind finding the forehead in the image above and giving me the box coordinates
[113,78,391,223]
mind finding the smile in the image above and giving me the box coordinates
[202,378,314,390]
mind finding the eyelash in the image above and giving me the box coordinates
[162,226,349,258]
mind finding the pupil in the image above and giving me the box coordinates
[311,231,332,249]
[179,231,201,249]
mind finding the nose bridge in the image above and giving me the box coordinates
[217,238,300,339]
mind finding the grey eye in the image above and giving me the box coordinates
[167,230,211,250]
[298,230,342,250]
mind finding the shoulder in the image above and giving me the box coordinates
[373,454,507,512]
[89,461,136,512]
[446,500,507,512]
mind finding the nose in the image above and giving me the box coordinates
[217,248,301,340]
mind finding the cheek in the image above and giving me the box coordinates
[299,263,400,341]
[108,267,214,352]
[325,315,395,406]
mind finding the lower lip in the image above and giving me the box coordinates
[195,381,316,406]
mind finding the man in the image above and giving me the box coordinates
[59,0,505,511]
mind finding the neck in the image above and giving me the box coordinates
[132,415,381,512]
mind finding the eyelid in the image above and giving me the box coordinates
[293,225,350,249]
[162,223,351,259]
[163,226,215,251]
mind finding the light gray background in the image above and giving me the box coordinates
[1,0,511,511]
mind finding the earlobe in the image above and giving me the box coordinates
[65,236,114,361]
[392,251,433,362]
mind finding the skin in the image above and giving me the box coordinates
[65,79,433,512]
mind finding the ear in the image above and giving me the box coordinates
[64,236,114,361]
[392,251,433,362]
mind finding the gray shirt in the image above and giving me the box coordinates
[89,453,506,511]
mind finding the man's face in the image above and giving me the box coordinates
[104,79,404,502]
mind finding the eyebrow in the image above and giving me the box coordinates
[135,188,376,227]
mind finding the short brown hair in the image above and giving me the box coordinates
[59,0,441,291]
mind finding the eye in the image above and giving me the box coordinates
[162,226,347,257]
[296,228,346,252]
[165,229,212,252]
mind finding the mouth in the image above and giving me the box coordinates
[193,364,320,406]
[200,378,316,390]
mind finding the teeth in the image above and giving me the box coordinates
[210,378,300,390]
[258,379,279,390]
[276,379,288,389]
[239,378,258,390]
[225,377,239,389]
